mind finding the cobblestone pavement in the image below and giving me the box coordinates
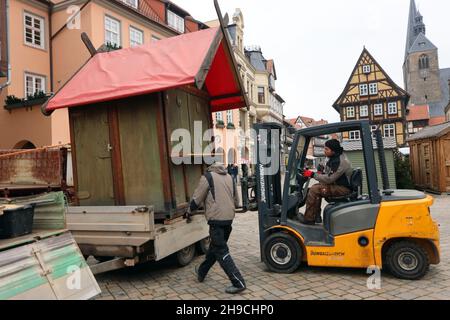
[94,194,449,300]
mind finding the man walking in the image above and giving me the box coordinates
[186,162,246,294]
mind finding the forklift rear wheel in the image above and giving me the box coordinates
[385,241,430,280]
[196,237,211,255]
[176,244,196,267]
[263,233,302,274]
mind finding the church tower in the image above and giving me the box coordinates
[403,0,442,106]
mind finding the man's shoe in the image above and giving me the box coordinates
[297,214,315,225]
[194,265,205,283]
[225,286,246,294]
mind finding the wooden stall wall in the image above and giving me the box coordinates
[409,133,450,193]
[70,88,212,216]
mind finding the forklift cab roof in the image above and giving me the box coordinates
[295,120,372,137]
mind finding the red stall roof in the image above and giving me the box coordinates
[43,27,247,114]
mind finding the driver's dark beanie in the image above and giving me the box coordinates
[325,139,343,155]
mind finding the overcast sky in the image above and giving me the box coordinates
[172,0,450,123]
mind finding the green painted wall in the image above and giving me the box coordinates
[346,150,397,194]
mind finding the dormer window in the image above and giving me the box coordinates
[122,0,138,9]
[167,10,185,33]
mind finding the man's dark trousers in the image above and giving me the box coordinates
[198,222,246,289]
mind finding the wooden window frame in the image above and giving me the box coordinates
[360,105,369,117]
[129,26,144,47]
[388,102,398,115]
[23,11,45,50]
[359,84,368,96]
[374,103,383,116]
[24,72,46,98]
[346,106,355,118]
[105,15,121,47]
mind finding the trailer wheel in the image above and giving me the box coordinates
[196,237,211,255]
[94,256,114,263]
[385,241,430,280]
[176,244,196,267]
[263,233,302,274]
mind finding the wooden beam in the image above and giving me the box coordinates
[156,92,175,212]
[69,110,80,206]
[81,32,97,57]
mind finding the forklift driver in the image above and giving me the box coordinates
[298,139,353,225]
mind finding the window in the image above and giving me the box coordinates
[24,12,45,49]
[374,103,383,116]
[371,125,379,137]
[419,54,429,70]
[384,124,395,138]
[121,0,138,9]
[25,73,45,98]
[258,87,265,104]
[360,105,369,117]
[362,65,371,74]
[359,84,368,96]
[349,130,361,141]
[388,102,398,115]
[227,110,233,124]
[369,83,378,95]
[105,16,121,46]
[167,10,185,33]
[346,106,355,118]
[151,35,161,42]
[129,26,143,47]
[216,112,223,122]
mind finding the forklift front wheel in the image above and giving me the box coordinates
[263,233,302,274]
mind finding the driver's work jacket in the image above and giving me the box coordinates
[315,154,353,189]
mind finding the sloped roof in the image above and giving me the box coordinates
[246,49,266,72]
[342,137,397,151]
[43,27,247,113]
[333,48,409,111]
[407,105,430,121]
[429,116,446,126]
[408,32,438,54]
[407,121,450,141]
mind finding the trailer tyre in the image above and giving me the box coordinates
[263,233,302,274]
[176,244,196,267]
[94,256,114,263]
[385,241,430,280]
[196,237,211,255]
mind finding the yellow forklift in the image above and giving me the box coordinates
[254,120,440,279]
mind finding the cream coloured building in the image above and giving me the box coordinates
[208,9,285,168]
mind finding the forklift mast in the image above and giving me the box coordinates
[254,123,283,253]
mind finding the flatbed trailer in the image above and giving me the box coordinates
[67,206,209,274]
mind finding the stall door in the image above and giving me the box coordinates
[117,95,165,212]
[71,106,115,206]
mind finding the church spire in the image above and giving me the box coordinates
[405,0,426,58]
